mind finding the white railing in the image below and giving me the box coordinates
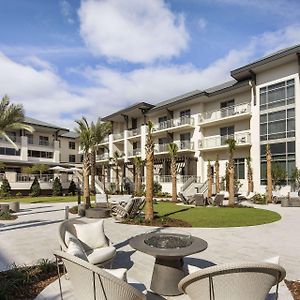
[141,175,201,184]
[199,132,251,149]
[0,136,21,143]
[96,153,110,161]
[198,102,251,123]
[128,148,141,157]
[175,141,194,151]
[153,116,194,132]
[113,132,124,140]
[154,144,169,153]
[16,173,55,182]
[127,128,141,137]
[30,140,54,147]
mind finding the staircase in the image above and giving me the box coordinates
[74,171,105,194]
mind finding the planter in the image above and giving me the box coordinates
[9,202,20,213]
[78,204,86,217]
[85,208,111,219]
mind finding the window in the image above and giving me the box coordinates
[234,158,245,180]
[179,110,191,125]
[158,116,168,129]
[26,134,34,144]
[39,136,49,146]
[0,147,20,156]
[220,126,234,145]
[28,150,53,159]
[180,132,191,149]
[220,99,235,118]
[69,155,76,163]
[7,132,17,142]
[69,141,76,150]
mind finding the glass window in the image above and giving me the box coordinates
[69,141,76,149]
[234,158,245,179]
[69,155,76,163]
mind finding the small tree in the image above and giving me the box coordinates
[225,162,229,192]
[226,138,236,206]
[291,167,300,191]
[207,160,212,198]
[266,144,272,203]
[246,157,253,193]
[30,177,41,197]
[110,151,122,194]
[31,164,49,177]
[271,163,287,190]
[167,142,178,202]
[133,156,143,196]
[215,156,220,193]
[52,177,63,196]
[68,179,77,196]
[0,178,11,197]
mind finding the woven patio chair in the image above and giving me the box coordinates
[178,262,286,300]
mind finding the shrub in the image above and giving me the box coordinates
[0,178,11,197]
[15,192,23,197]
[69,205,78,214]
[52,177,63,196]
[30,177,41,197]
[37,259,55,273]
[68,180,77,196]
[0,211,17,220]
[153,181,162,196]
[253,193,266,204]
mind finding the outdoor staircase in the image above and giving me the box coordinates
[74,171,105,194]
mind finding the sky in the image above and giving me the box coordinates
[1,0,300,130]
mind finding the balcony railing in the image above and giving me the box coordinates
[96,153,110,161]
[128,148,141,157]
[127,128,141,137]
[153,116,194,132]
[16,174,55,182]
[199,132,251,149]
[175,141,194,151]
[141,175,201,183]
[0,136,21,144]
[198,102,251,123]
[154,144,169,153]
[113,132,124,140]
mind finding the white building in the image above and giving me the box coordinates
[96,44,300,195]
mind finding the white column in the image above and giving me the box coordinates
[20,136,28,161]
[53,141,60,163]
[124,130,129,162]
[108,134,113,157]
[141,125,146,160]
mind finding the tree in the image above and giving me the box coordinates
[31,164,49,177]
[90,118,111,194]
[0,95,34,149]
[30,177,41,197]
[266,144,272,203]
[225,162,229,192]
[207,160,213,198]
[246,157,253,193]
[167,143,178,202]
[226,138,236,206]
[52,177,63,196]
[0,178,11,197]
[133,156,143,196]
[291,167,300,191]
[0,162,5,173]
[75,117,93,208]
[145,121,154,221]
[271,163,287,190]
[215,156,220,193]
[68,179,77,196]
[110,151,122,194]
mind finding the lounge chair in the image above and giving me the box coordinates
[178,262,286,300]
[238,191,255,201]
[95,193,108,207]
[178,192,194,205]
[111,197,145,220]
[58,219,116,267]
[194,193,205,206]
[214,193,224,206]
[54,250,146,300]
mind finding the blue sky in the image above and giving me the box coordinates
[0,0,300,129]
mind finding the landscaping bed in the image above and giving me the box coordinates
[0,260,60,300]
[123,216,191,227]
[285,279,300,300]
[0,211,17,220]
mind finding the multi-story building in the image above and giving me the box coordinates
[97,44,300,195]
[0,117,80,193]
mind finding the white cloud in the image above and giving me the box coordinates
[197,18,207,31]
[60,0,75,24]
[78,0,189,63]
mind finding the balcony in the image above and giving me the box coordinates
[128,148,142,157]
[154,144,169,154]
[198,102,251,127]
[112,132,124,142]
[16,173,54,182]
[153,116,194,134]
[0,136,21,144]
[28,140,54,147]
[199,132,251,151]
[96,153,110,161]
[127,128,141,138]
[176,141,194,152]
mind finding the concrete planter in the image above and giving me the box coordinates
[9,202,20,213]
[78,203,86,217]
[281,199,289,207]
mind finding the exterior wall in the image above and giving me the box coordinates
[58,137,81,164]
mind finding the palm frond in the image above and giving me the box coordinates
[0,132,19,150]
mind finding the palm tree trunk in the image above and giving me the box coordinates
[136,165,142,196]
[207,162,212,198]
[228,157,235,206]
[90,150,96,194]
[171,158,177,202]
[83,153,91,208]
[145,153,154,221]
[215,160,220,193]
[266,145,272,203]
[115,165,119,193]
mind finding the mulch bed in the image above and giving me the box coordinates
[285,279,300,300]
[0,263,60,300]
[122,216,192,227]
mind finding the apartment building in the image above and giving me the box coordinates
[97,44,300,194]
[0,117,80,192]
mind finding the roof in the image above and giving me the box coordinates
[23,117,69,131]
[102,102,154,121]
[231,44,300,80]
[59,131,79,139]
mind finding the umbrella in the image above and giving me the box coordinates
[69,167,82,172]
[49,166,68,172]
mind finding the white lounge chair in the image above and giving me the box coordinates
[58,219,116,267]
[111,197,145,220]
[54,250,146,300]
[178,262,286,300]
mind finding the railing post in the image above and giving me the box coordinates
[65,206,69,220]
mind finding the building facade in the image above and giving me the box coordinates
[96,45,300,195]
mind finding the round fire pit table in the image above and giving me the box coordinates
[129,230,208,296]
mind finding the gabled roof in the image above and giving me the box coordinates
[23,117,69,131]
[59,131,79,139]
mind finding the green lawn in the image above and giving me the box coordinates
[0,195,95,204]
[153,202,281,227]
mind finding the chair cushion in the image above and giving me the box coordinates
[86,246,116,265]
[66,239,88,262]
[65,231,77,247]
[74,220,108,250]
[105,268,127,281]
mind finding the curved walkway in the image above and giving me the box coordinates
[0,202,298,299]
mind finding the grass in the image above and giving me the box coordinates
[0,195,95,204]
[152,202,281,227]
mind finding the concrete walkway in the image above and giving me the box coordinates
[0,202,298,299]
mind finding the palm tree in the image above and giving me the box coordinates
[167,142,178,202]
[226,138,236,206]
[207,160,213,198]
[215,156,220,193]
[90,118,111,194]
[266,144,272,203]
[133,156,143,196]
[246,157,253,193]
[110,151,122,193]
[75,117,93,208]
[0,95,34,149]
[145,121,154,221]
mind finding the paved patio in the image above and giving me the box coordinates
[0,202,298,299]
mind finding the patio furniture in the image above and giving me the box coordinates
[178,262,286,300]
[178,192,194,205]
[0,204,9,212]
[58,219,116,267]
[111,197,145,220]
[219,190,229,199]
[272,191,286,204]
[194,193,205,206]
[129,231,208,296]
[9,201,20,212]
[95,193,108,208]
[237,191,255,202]
[54,250,146,300]
[214,194,224,206]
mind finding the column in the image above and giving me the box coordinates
[20,136,28,161]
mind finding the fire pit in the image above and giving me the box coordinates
[129,229,208,296]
